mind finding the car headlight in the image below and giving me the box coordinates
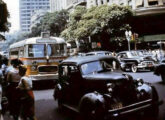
[120,62,126,68]
[136,78,144,86]
[107,83,114,92]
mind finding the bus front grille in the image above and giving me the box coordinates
[38,65,58,74]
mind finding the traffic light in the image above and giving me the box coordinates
[131,34,134,41]
[131,33,139,41]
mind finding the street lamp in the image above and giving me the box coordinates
[125,30,132,51]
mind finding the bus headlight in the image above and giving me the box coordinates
[31,66,37,71]
[31,61,38,71]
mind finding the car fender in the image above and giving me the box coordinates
[78,92,105,113]
[137,84,152,95]
[137,84,159,101]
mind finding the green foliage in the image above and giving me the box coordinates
[0,0,10,32]
[61,4,133,41]
[29,9,69,37]
[61,6,87,40]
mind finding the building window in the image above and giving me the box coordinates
[101,0,103,4]
[96,0,98,5]
[163,0,165,4]
[148,0,158,6]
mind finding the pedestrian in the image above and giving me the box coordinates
[0,57,4,120]
[1,56,9,95]
[0,56,9,115]
[112,51,116,57]
[17,65,36,120]
[6,58,23,120]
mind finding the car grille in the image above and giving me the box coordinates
[142,61,153,65]
[38,65,58,73]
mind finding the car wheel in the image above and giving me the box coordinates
[131,64,138,73]
[79,99,104,120]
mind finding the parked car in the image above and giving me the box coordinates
[53,55,160,120]
[117,51,155,72]
[85,51,112,56]
[154,58,165,83]
[135,50,157,62]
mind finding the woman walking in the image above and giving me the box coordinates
[6,59,23,120]
[18,65,36,120]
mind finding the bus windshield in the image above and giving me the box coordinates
[28,44,65,57]
[47,44,65,56]
[28,44,46,57]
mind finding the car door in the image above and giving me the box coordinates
[59,64,82,105]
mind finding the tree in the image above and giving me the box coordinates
[0,0,9,32]
[61,4,134,51]
[61,6,87,41]
[30,9,69,37]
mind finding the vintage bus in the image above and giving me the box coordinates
[9,32,67,88]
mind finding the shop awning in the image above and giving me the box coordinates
[140,34,165,42]
[148,0,158,2]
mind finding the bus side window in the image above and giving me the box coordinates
[10,50,19,59]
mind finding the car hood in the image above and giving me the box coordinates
[82,72,126,81]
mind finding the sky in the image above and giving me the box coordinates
[4,0,20,33]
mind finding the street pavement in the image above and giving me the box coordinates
[4,71,165,120]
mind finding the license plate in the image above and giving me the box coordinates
[148,64,152,67]
[111,103,123,109]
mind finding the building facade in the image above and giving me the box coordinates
[19,0,50,32]
[50,0,86,12]
[87,0,165,9]
[86,0,165,50]
[50,0,67,12]
[30,9,49,31]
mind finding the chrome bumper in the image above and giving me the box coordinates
[107,99,162,118]
[29,73,58,81]
[138,62,154,68]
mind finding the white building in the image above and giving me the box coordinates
[50,0,86,12]
[87,0,165,10]
[19,0,50,32]
[50,0,67,12]
[30,9,49,31]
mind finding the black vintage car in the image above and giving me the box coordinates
[54,55,160,120]
[117,51,155,72]
[154,58,165,83]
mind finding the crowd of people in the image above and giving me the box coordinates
[0,55,36,120]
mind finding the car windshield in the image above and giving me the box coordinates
[127,51,138,57]
[81,59,120,75]
[81,61,103,75]
[136,51,144,56]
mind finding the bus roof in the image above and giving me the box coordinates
[10,36,66,49]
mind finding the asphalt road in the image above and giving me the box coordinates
[4,71,165,120]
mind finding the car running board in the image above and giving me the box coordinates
[62,103,79,113]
